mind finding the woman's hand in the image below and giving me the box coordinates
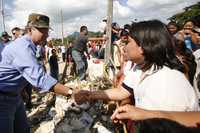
[111,104,148,122]
[74,90,91,105]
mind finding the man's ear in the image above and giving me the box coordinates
[27,27,32,33]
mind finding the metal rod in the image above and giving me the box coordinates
[0,0,5,31]
[104,0,113,67]
[61,9,64,45]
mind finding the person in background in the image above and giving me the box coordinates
[1,31,11,45]
[0,13,74,133]
[72,25,90,80]
[167,21,179,36]
[61,45,66,62]
[49,48,59,80]
[0,32,11,61]
[11,27,23,40]
[177,19,200,51]
[173,39,196,85]
[75,20,199,112]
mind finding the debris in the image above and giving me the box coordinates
[29,77,120,133]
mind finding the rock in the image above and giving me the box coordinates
[35,121,55,133]
[102,115,107,122]
[79,112,93,128]
[93,122,113,133]
[70,119,85,129]
[55,123,73,133]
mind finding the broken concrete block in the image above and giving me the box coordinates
[35,121,55,133]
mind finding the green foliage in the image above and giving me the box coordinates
[51,31,103,46]
[168,2,200,26]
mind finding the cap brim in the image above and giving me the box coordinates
[35,26,53,30]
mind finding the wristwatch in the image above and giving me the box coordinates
[67,88,73,97]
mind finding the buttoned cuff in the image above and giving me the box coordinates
[40,75,57,93]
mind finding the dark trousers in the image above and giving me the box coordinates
[0,95,30,133]
[71,50,88,80]
[62,53,65,62]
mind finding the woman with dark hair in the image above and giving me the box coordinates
[75,20,199,112]
[177,19,200,51]
[134,118,200,133]
[167,21,179,36]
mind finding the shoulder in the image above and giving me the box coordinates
[153,66,186,81]
[3,36,33,56]
[80,35,88,41]
[149,66,192,90]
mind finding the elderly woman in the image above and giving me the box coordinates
[75,20,199,112]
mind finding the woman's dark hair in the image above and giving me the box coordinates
[120,29,129,37]
[167,21,179,29]
[174,39,196,85]
[124,24,131,30]
[135,118,200,133]
[183,19,196,26]
[128,20,185,73]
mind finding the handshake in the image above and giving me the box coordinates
[74,90,91,105]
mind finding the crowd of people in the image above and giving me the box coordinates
[0,12,200,133]
[75,19,200,132]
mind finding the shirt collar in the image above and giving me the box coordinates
[24,35,37,52]
[144,65,159,76]
[138,65,160,84]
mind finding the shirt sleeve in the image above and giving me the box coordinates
[12,44,57,92]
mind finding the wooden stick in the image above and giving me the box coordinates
[116,102,128,133]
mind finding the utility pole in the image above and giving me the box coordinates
[0,0,5,31]
[61,9,64,45]
[104,0,113,66]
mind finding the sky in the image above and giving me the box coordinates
[0,0,199,38]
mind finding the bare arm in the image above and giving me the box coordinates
[190,32,199,45]
[156,111,200,127]
[89,86,131,101]
[111,105,200,127]
[74,86,131,104]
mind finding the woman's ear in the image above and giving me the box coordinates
[139,46,144,55]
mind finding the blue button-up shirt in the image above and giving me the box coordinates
[0,35,57,94]
[0,43,5,61]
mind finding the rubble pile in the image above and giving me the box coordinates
[29,78,122,133]
[27,91,56,132]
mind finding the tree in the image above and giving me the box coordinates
[50,31,103,46]
[168,2,200,26]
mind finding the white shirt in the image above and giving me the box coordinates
[123,65,199,111]
[61,46,66,53]
[45,46,53,60]
[123,62,142,91]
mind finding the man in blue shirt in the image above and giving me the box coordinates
[0,13,74,133]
